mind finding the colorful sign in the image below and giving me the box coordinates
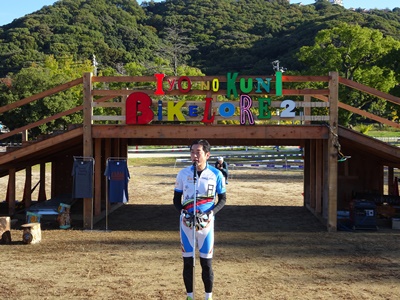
[154,72,282,97]
[126,72,292,125]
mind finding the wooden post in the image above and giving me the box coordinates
[303,95,311,125]
[38,163,47,202]
[105,138,112,213]
[327,71,339,232]
[94,138,102,216]
[21,130,28,146]
[21,130,28,141]
[121,91,127,125]
[309,140,316,209]
[315,139,323,214]
[212,94,218,125]
[120,139,128,158]
[388,167,394,195]
[113,138,119,157]
[7,168,16,216]
[323,140,329,219]
[303,139,310,207]
[83,72,94,229]
[22,166,32,208]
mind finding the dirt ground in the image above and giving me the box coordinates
[1,161,400,300]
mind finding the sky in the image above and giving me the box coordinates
[0,0,398,26]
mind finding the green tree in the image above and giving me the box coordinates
[298,23,400,126]
[0,55,93,139]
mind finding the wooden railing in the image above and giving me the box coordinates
[0,78,83,141]
[0,73,399,143]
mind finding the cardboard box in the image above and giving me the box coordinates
[26,211,41,223]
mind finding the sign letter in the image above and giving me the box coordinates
[275,71,282,96]
[201,97,215,124]
[258,97,271,119]
[178,76,192,93]
[126,92,154,124]
[226,72,239,99]
[154,74,165,95]
[240,94,254,125]
[167,101,186,121]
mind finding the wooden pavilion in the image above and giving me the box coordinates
[1,71,400,230]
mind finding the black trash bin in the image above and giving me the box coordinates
[351,200,377,230]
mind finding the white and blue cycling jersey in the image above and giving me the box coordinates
[174,163,226,214]
[175,162,226,258]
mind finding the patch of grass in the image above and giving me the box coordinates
[128,157,177,167]
[354,124,400,137]
[366,130,400,137]
[358,124,373,134]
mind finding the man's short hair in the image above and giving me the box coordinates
[190,139,211,153]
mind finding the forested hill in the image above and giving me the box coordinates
[1,0,400,77]
[0,0,157,76]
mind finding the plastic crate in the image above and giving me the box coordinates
[351,200,377,230]
[392,218,400,230]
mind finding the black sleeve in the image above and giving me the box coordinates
[213,192,226,215]
[222,162,228,173]
[173,191,183,212]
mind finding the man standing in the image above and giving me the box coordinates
[214,157,228,184]
[173,140,227,300]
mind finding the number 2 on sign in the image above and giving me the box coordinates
[280,100,296,118]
